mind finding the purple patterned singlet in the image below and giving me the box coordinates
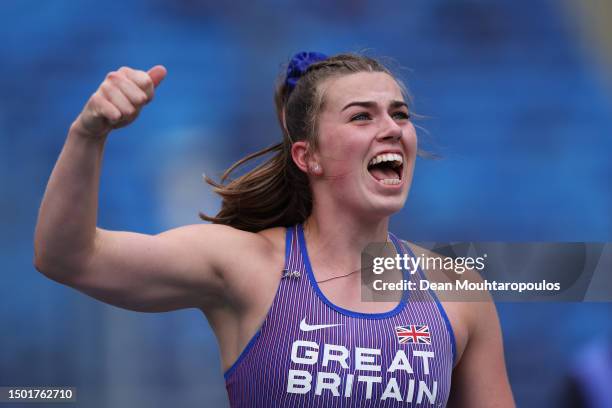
[225,224,456,407]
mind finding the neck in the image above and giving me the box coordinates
[303,204,390,281]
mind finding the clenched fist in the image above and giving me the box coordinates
[74,65,167,137]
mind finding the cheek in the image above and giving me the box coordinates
[403,124,418,156]
[318,127,364,168]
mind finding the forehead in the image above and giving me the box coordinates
[320,72,404,111]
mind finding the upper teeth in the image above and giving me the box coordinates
[368,153,403,167]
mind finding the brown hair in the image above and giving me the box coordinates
[199,53,404,232]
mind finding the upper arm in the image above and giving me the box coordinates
[447,294,515,408]
[54,223,270,313]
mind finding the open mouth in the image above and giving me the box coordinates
[367,153,403,185]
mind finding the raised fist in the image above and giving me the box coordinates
[74,65,166,137]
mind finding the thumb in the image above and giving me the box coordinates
[147,65,167,88]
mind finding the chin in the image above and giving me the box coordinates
[360,195,407,220]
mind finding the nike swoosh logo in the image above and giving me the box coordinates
[299,318,343,332]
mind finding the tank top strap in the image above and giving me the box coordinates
[389,233,459,365]
[281,225,305,280]
[388,233,424,280]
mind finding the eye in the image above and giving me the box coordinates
[392,111,411,120]
[350,112,372,121]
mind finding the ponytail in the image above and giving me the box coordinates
[199,141,312,232]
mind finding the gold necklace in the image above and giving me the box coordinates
[316,268,361,284]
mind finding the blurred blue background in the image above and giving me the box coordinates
[1,0,611,407]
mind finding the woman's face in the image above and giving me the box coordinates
[312,71,417,219]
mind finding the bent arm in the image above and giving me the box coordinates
[33,66,269,313]
[34,65,164,276]
[33,122,268,312]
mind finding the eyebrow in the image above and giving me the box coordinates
[340,100,408,112]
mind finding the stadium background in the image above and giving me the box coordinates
[1,0,611,406]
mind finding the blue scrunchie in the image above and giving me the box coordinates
[285,51,328,91]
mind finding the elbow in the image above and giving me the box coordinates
[33,236,54,276]
[32,251,80,285]
[33,245,50,275]
[33,253,62,282]
[33,241,50,273]
[33,254,45,274]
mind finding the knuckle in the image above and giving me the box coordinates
[99,82,112,95]
[124,105,136,116]
[89,92,102,106]
[107,71,125,84]
[136,94,147,105]
[140,72,153,87]
[110,106,122,119]
[109,112,122,123]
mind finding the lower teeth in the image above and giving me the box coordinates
[381,179,400,185]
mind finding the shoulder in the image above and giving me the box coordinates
[257,226,287,256]
[210,225,287,307]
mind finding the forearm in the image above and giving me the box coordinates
[33,65,165,280]
[34,122,107,276]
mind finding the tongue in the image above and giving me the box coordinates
[369,167,399,181]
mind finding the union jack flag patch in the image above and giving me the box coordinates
[395,325,431,345]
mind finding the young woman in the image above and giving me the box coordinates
[34,52,514,407]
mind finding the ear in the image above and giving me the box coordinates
[291,141,323,176]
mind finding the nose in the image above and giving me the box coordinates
[375,114,402,142]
